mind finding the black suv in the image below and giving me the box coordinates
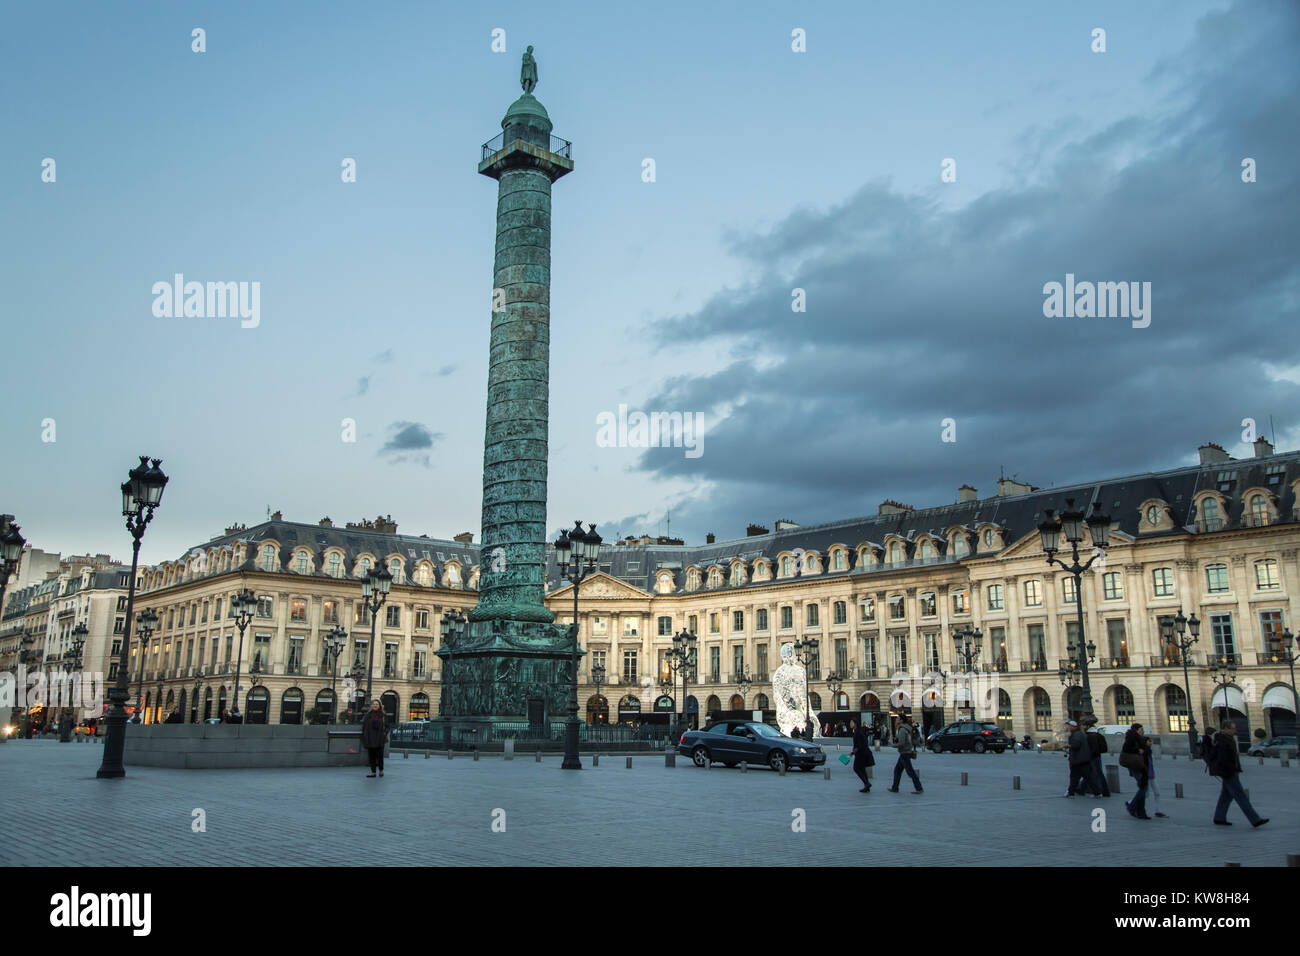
[678,720,826,772]
[926,720,1008,753]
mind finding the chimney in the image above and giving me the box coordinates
[453,532,474,543]
[996,478,1033,497]
[774,519,800,531]
[318,517,333,527]
[705,532,716,544]
[958,484,978,503]
[1254,436,1274,458]
[1198,442,1231,464]
[746,524,769,537]
[878,500,913,515]
[270,510,283,521]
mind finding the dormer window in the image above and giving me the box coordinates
[781,556,791,577]
[260,546,276,572]
[833,550,844,571]
[1201,498,1222,532]
[888,542,901,565]
[1249,495,1269,528]
[295,551,308,574]
[919,540,932,561]
[952,535,966,558]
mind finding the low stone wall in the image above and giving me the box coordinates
[123,723,386,769]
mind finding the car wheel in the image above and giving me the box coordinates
[769,750,788,773]
[973,740,986,754]
[692,746,711,768]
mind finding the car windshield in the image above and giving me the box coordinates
[750,723,781,738]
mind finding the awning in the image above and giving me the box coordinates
[921,689,942,708]
[1210,685,1246,712]
[1262,685,1297,713]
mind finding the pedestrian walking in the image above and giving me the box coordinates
[361,699,387,778]
[1120,723,1152,819]
[850,719,875,793]
[1065,720,1096,796]
[1082,716,1110,796]
[888,715,923,793]
[1208,721,1267,828]
[1147,747,1166,817]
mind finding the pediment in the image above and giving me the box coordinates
[550,571,651,600]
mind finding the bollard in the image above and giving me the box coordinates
[1013,775,1021,790]
[779,762,787,777]
[1282,758,1290,768]
[626,756,632,769]
[874,742,881,752]
[1106,766,1122,794]
[1288,854,1300,867]
[961,772,968,786]
[665,751,676,768]
[1175,782,1184,799]
[447,749,453,760]
[473,750,479,761]
[403,750,409,759]
[1259,757,1264,766]
[535,750,541,763]
[593,754,599,767]
[740,761,747,773]
[823,767,831,780]
[425,750,430,759]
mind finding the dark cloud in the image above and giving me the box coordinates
[355,375,370,397]
[438,364,457,376]
[379,421,443,467]
[616,1,1300,544]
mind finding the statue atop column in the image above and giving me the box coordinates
[521,45,538,94]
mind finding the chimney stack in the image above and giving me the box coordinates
[996,478,1033,497]
[705,532,716,544]
[878,500,913,515]
[958,484,978,503]
[1198,442,1231,464]
[453,532,474,543]
[746,524,769,537]
[1254,436,1274,458]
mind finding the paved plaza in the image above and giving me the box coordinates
[1,739,1296,866]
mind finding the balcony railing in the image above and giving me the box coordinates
[1020,660,1049,673]
[1096,656,1132,669]
[1208,653,1243,666]
[1257,652,1294,665]
[481,132,573,162]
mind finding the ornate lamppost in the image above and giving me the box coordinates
[792,636,819,738]
[228,587,256,719]
[323,625,348,724]
[554,521,601,770]
[58,622,87,742]
[360,565,392,716]
[735,664,752,710]
[0,520,26,741]
[99,455,168,779]
[1037,499,1110,721]
[1266,628,1299,723]
[591,662,606,726]
[1159,610,1202,754]
[131,608,158,724]
[953,624,982,719]
[191,668,205,723]
[667,628,699,736]
[1210,655,1238,748]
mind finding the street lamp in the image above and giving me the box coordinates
[191,668,205,723]
[1038,498,1110,722]
[591,662,606,726]
[228,587,256,719]
[1210,655,1238,746]
[735,664,753,706]
[792,636,819,738]
[360,565,392,718]
[323,625,348,724]
[953,624,982,719]
[554,520,601,770]
[1266,628,1299,723]
[1159,610,1202,754]
[99,455,169,779]
[59,622,87,742]
[667,628,698,736]
[131,608,158,723]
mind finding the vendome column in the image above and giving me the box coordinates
[435,48,576,735]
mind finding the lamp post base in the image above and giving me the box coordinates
[561,717,582,769]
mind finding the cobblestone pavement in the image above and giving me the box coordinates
[2,740,1296,866]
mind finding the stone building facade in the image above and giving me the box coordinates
[121,440,1299,746]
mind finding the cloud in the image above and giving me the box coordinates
[438,364,457,377]
[355,375,370,397]
[373,349,394,364]
[620,0,1300,544]
[378,421,443,468]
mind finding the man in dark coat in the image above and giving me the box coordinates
[1209,721,1267,827]
[1065,720,1096,796]
[360,699,388,778]
[850,719,875,792]
[1082,716,1110,796]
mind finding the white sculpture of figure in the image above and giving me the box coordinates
[771,642,812,738]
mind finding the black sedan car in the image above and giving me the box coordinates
[678,720,826,772]
[926,720,1009,753]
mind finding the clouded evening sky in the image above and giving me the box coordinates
[2,0,1297,565]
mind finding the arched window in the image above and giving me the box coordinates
[295,551,308,574]
[729,694,745,710]
[1032,688,1052,731]
[833,550,844,570]
[782,556,791,577]
[217,686,227,719]
[755,693,769,710]
[315,688,336,723]
[1201,497,1222,531]
[1113,685,1135,722]
[389,558,402,582]
[328,553,341,578]
[358,557,372,577]
[805,553,815,572]
[996,689,1012,733]
[1165,685,1188,732]
[179,688,189,723]
[618,695,641,724]
[204,687,214,721]
[888,542,901,564]
[952,535,966,558]
[1250,495,1269,526]
[705,694,721,716]
[261,546,276,572]
[246,686,270,724]
[919,540,932,561]
[586,694,609,725]
[1255,559,1280,590]
[808,691,822,710]
[410,692,430,721]
[380,691,399,727]
[280,688,304,724]
[709,568,720,588]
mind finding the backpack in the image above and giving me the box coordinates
[1087,731,1107,756]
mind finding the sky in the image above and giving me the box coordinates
[1,0,1297,566]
